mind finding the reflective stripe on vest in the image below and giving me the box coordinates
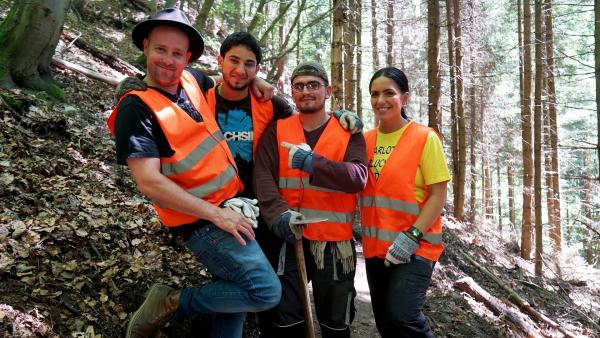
[108,70,243,227]
[160,131,225,176]
[362,225,443,244]
[297,207,355,223]
[278,177,343,193]
[277,115,356,241]
[205,87,274,156]
[360,122,444,261]
[359,195,420,215]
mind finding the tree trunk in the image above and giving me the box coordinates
[479,83,488,221]
[486,160,493,221]
[0,0,69,99]
[247,0,268,33]
[544,99,554,251]
[484,156,493,220]
[544,0,561,252]
[596,0,600,178]
[265,0,306,83]
[371,0,379,72]
[427,0,442,135]
[582,154,595,264]
[331,0,346,110]
[452,0,466,220]
[497,159,503,234]
[521,0,534,260]
[446,0,457,215]
[533,0,544,277]
[454,278,544,338]
[259,0,293,44]
[386,1,394,66]
[194,0,215,32]
[508,163,516,227]
[356,0,363,118]
[469,61,477,224]
[344,1,357,111]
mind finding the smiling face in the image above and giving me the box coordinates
[218,45,259,92]
[369,75,410,123]
[291,75,331,114]
[143,25,191,94]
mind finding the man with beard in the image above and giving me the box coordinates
[206,32,294,199]
[253,62,368,338]
[108,9,281,338]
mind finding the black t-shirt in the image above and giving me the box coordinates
[113,67,214,165]
[214,90,293,197]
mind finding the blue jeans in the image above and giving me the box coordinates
[178,223,282,338]
[365,256,435,338]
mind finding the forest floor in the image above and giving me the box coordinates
[1,3,600,338]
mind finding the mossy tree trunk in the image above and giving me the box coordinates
[331,0,346,110]
[0,0,69,99]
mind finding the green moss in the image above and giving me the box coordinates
[0,93,24,110]
[47,83,65,101]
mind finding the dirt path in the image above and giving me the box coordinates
[351,246,379,337]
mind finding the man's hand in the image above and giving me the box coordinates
[333,109,363,134]
[114,75,147,103]
[384,232,420,267]
[223,197,260,228]
[271,210,307,244]
[280,142,313,173]
[250,77,275,102]
[212,207,256,246]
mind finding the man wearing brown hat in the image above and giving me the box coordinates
[107,8,281,338]
[253,62,368,338]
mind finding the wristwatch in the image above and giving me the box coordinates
[407,226,423,241]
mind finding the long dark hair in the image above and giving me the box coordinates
[369,67,409,119]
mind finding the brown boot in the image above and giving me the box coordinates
[126,283,180,338]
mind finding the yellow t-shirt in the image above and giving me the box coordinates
[369,121,451,203]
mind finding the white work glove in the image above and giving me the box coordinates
[333,109,364,134]
[223,197,260,228]
[384,232,420,266]
[280,142,313,173]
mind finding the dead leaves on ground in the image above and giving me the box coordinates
[0,86,208,337]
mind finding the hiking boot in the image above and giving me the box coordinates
[126,283,180,338]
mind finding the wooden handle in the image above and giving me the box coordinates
[294,240,316,338]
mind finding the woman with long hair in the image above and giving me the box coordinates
[360,67,450,338]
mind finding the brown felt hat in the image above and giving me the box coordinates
[132,8,204,62]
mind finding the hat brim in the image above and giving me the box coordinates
[132,19,204,62]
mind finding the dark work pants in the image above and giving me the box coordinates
[257,234,356,338]
[365,256,435,338]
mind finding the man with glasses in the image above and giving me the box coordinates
[253,62,368,338]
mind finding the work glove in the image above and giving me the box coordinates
[114,75,147,103]
[280,142,313,173]
[271,210,307,245]
[333,109,363,134]
[223,197,260,228]
[384,232,420,267]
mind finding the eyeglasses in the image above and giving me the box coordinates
[291,81,325,92]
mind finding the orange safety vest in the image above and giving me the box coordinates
[107,70,243,227]
[360,122,444,261]
[277,115,356,241]
[205,87,274,156]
